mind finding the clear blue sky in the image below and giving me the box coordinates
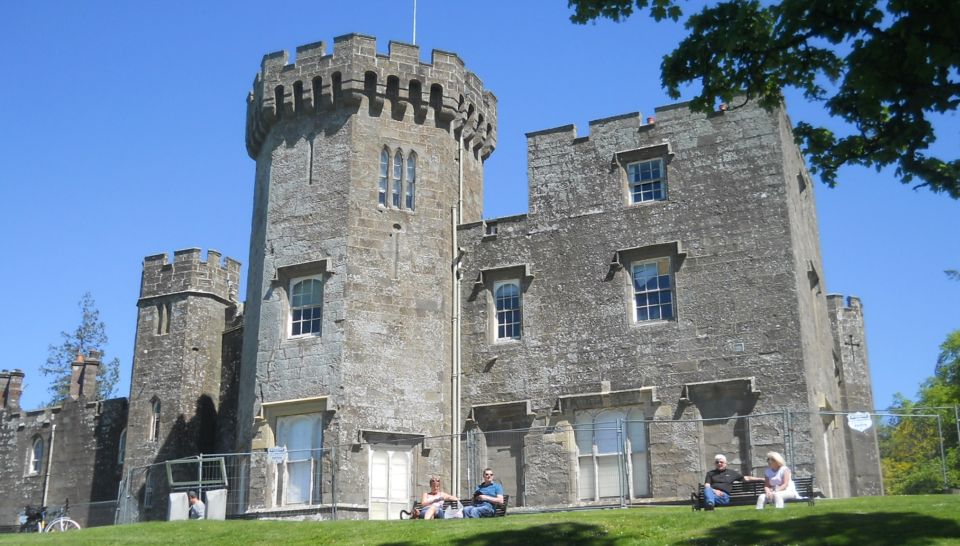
[2,1,957,412]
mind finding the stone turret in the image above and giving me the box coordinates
[245,34,497,164]
[237,34,497,514]
[123,248,241,520]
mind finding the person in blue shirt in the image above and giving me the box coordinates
[463,468,504,518]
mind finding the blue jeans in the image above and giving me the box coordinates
[703,487,731,507]
[463,502,495,518]
[418,505,444,519]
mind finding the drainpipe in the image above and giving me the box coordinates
[451,131,464,497]
[42,424,57,507]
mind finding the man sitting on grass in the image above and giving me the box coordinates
[703,454,762,510]
[463,468,503,518]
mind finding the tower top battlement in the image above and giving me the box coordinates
[140,248,241,304]
[245,33,497,161]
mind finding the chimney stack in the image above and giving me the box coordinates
[82,350,102,399]
[7,369,24,409]
[0,370,9,409]
[69,353,85,400]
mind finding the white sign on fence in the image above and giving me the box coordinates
[267,446,288,464]
[847,412,873,432]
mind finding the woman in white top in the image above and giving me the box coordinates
[757,451,798,509]
[417,476,457,519]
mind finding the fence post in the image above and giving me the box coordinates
[331,445,337,520]
[937,415,949,490]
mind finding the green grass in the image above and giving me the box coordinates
[4,496,960,545]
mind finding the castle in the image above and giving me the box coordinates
[0,34,881,525]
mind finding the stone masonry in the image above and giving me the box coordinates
[0,33,883,524]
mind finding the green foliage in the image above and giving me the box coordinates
[878,330,960,493]
[39,292,120,405]
[568,0,960,198]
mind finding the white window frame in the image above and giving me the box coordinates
[493,279,522,341]
[289,275,324,338]
[630,258,674,323]
[627,158,666,204]
[574,408,650,501]
[275,413,323,506]
[28,436,43,476]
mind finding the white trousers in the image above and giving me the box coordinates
[756,490,798,509]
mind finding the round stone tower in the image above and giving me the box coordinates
[237,34,496,517]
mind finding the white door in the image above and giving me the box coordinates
[368,447,411,520]
[277,414,322,505]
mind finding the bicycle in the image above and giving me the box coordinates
[18,499,82,533]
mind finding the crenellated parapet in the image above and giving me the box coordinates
[140,248,241,305]
[245,33,497,160]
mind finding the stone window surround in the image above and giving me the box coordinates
[610,241,685,326]
[614,142,673,206]
[149,398,161,442]
[273,259,333,342]
[473,264,534,345]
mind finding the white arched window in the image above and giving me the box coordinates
[574,408,649,501]
[494,280,522,341]
[392,150,403,208]
[29,436,43,475]
[150,399,161,442]
[405,153,416,210]
[290,276,324,337]
[378,149,389,206]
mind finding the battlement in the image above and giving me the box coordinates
[245,33,497,161]
[140,248,241,303]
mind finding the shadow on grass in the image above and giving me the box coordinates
[380,522,616,546]
[689,511,960,546]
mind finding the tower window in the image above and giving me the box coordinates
[627,159,666,203]
[290,276,324,337]
[392,150,403,208]
[28,436,43,475]
[494,280,522,341]
[150,399,161,442]
[631,258,673,322]
[378,149,389,206]
[405,153,416,210]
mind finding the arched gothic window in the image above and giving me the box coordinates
[392,150,403,208]
[29,436,43,475]
[150,399,161,442]
[405,153,417,210]
[378,149,389,206]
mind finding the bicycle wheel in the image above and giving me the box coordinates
[44,517,81,532]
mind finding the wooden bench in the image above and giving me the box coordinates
[692,476,815,510]
[400,494,510,519]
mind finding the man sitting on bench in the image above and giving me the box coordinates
[463,468,503,518]
[703,454,762,510]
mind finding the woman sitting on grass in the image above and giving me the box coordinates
[757,451,798,509]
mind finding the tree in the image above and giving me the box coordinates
[878,330,960,493]
[40,292,121,404]
[568,0,960,198]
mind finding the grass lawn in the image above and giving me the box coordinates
[3,495,959,545]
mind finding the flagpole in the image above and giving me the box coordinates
[412,0,417,44]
